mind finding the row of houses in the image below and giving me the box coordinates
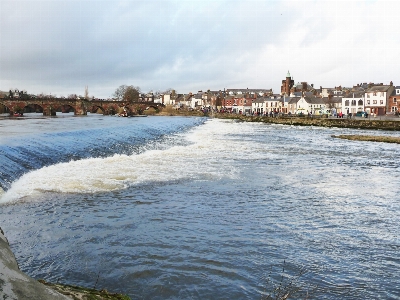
[155,72,400,116]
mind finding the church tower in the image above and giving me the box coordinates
[281,70,294,96]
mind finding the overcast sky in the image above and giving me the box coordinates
[0,0,398,98]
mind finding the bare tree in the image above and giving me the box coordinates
[84,86,89,100]
[113,85,127,101]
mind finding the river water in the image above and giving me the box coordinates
[0,113,399,299]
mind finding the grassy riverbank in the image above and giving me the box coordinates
[210,113,400,131]
[332,135,400,144]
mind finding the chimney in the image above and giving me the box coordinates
[390,81,393,86]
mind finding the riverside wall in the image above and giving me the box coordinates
[214,114,400,131]
[0,227,71,299]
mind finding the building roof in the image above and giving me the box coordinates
[226,88,272,94]
[366,85,392,92]
[288,97,301,104]
[303,96,326,104]
[252,98,266,104]
[343,92,365,98]
[322,97,343,104]
[291,92,302,97]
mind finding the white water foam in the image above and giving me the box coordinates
[1,119,265,204]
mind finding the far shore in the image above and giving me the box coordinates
[204,112,400,131]
[331,135,400,144]
[152,108,400,143]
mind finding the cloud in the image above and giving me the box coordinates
[0,0,399,98]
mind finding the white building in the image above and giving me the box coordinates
[342,92,365,115]
[162,93,176,106]
[364,84,395,116]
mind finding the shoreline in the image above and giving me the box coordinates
[0,227,130,300]
[331,134,400,143]
[208,113,400,131]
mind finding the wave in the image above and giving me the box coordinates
[0,116,206,197]
[1,117,301,204]
[0,118,274,204]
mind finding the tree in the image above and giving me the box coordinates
[124,85,140,103]
[84,86,89,100]
[162,88,173,95]
[113,85,141,103]
[113,85,127,101]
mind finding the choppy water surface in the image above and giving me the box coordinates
[1,114,400,299]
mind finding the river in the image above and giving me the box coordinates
[0,113,399,299]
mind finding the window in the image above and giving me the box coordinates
[392,107,397,112]
[345,100,350,106]
[351,100,356,106]
[373,100,377,104]
[358,100,363,106]
[394,98,397,103]
[367,100,370,105]
[380,100,384,105]
[367,94,370,98]
[381,92,384,97]
[373,92,377,96]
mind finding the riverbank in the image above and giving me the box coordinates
[211,113,400,131]
[158,109,400,141]
[332,135,400,143]
[0,227,130,300]
[153,106,400,131]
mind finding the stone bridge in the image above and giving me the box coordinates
[0,97,163,116]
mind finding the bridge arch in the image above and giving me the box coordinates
[21,100,53,116]
[144,105,161,114]
[89,103,122,115]
[24,103,44,114]
[0,103,10,115]
[89,105,106,114]
[54,104,75,114]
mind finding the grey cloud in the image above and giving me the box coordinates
[1,0,399,98]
